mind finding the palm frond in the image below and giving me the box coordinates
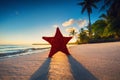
[100,5,105,11]
[81,5,87,14]
[104,0,112,6]
[92,0,100,3]
[100,0,113,11]
[99,14,107,18]
[77,2,85,6]
[91,3,98,9]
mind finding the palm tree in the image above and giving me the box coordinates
[78,0,100,38]
[100,0,120,38]
[99,11,111,24]
[68,27,78,42]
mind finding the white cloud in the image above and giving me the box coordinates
[62,19,75,27]
[62,19,88,28]
[77,19,88,28]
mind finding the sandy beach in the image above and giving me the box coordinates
[0,42,120,80]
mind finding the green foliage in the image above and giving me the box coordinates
[78,0,100,38]
[101,0,120,38]
[92,20,107,38]
[92,0,120,41]
[75,0,120,44]
[110,17,120,37]
[77,28,89,43]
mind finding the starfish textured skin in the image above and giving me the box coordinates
[42,27,72,57]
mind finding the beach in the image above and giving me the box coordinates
[0,42,120,80]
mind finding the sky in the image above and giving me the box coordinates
[0,0,104,44]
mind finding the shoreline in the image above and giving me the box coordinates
[0,47,50,59]
[0,42,120,80]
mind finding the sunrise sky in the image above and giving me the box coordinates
[0,0,104,44]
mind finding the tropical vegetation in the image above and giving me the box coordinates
[78,0,100,38]
[75,0,120,44]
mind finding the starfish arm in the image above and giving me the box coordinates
[54,27,65,39]
[42,37,53,44]
[64,37,72,44]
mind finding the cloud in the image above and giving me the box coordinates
[62,19,88,28]
[77,19,88,28]
[62,19,75,27]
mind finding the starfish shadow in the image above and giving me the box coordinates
[68,55,98,80]
[30,58,51,80]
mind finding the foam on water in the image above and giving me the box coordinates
[0,44,50,58]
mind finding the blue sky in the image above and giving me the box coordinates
[0,0,104,44]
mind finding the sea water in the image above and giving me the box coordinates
[0,44,50,58]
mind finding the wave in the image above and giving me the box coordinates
[0,47,50,58]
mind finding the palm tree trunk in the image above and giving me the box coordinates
[88,12,91,38]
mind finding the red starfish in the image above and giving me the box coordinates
[42,27,72,58]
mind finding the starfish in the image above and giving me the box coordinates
[42,27,72,58]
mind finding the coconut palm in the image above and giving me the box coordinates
[78,0,100,38]
[101,0,120,38]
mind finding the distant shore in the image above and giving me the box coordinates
[0,42,120,80]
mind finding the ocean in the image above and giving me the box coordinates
[0,44,50,58]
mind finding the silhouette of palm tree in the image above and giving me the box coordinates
[78,0,100,38]
[100,0,120,37]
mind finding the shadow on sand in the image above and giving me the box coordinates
[30,58,51,80]
[68,55,98,80]
[30,55,97,80]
